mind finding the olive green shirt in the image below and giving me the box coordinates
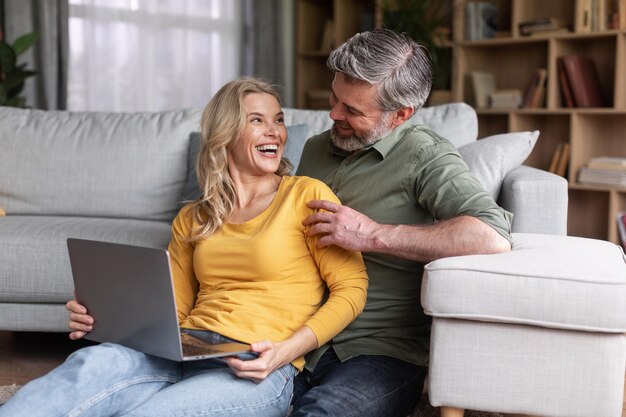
[296,122,513,369]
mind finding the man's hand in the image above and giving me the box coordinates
[303,199,379,252]
[66,299,94,340]
[303,200,511,263]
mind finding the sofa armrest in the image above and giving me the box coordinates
[498,165,568,235]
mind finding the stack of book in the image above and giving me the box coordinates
[489,89,522,109]
[578,156,626,187]
[519,17,568,36]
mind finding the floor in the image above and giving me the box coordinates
[0,331,94,386]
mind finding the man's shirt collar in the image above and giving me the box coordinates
[328,122,413,159]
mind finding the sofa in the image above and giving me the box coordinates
[2,102,625,416]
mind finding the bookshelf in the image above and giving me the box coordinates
[452,0,626,244]
[295,0,377,109]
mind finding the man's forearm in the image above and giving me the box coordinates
[368,216,511,263]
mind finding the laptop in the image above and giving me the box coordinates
[66,238,254,362]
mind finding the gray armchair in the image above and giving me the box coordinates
[422,159,626,417]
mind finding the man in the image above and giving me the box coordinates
[289,29,513,417]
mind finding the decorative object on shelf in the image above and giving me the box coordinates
[381,0,453,91]
[466,71,495,108]
[464,1,498,40]
[0,31,40,107]
[558,55,606,107]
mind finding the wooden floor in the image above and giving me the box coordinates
[0,331,94,386]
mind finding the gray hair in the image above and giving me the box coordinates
[327,29,432,111]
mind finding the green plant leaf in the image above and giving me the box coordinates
[4,70,36,90]
[12,32,40,56]
[0,41,17,74]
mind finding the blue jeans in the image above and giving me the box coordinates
[0,331,295,417]
[290,347,427,417]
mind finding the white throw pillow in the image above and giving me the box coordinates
[458,130,539,198]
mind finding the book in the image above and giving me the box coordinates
[576,0,593,32]
[559,55,605,107]
[587,156,626,170]
[556,142,570,177]
[548,142,565,174]
[522,68,547,108]
[557,57,575,107]
[467,71,495,108]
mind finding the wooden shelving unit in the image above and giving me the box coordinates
[295,0,377,109]
[452,0,626,243]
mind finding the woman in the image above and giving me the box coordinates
[0,79,367,417]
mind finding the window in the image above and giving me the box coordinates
[68,0,241,111]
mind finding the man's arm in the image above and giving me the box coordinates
[303,200,511,263]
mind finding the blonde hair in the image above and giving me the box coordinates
[188,78,292,241]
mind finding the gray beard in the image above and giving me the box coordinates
[330,113,392,153]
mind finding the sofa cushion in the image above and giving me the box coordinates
[283,102,479,149]
[459,131,539,198]
[0,215,172,303]
[410,102,478,148]
[422,233,626,333]
[284,124,309,173]
[0,107,202,221]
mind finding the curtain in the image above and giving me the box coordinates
[241,0,294,106]
[67,0,241,112]
[4,0,69,110]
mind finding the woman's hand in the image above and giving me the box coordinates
[224,340,288,383]
[224,327,317,382]
[66,299,94,340]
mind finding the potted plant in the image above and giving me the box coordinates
[381,0,453,105]
[0,31,39,107]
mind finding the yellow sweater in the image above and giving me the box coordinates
[169,175,368,370]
